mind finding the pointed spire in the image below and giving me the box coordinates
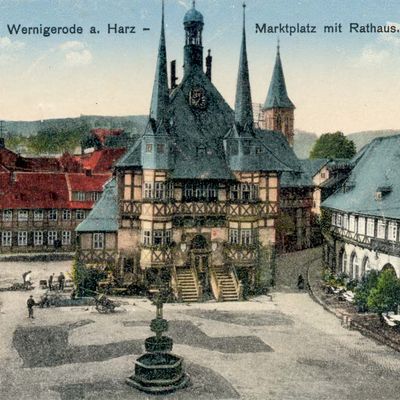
[263,41,295,110]
[234,2,253,130]
[149,0,169,125]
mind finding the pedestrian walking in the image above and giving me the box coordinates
[297,274,305,290]
[27,295,35,318]
[58,272,65,291]
[48,273,55,291]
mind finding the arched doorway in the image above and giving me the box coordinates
[381,263,396,274]
[190,235,211,297]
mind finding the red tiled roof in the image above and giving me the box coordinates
[0,148,61,172]
[0,148,18,169]
[91,128,124,144]
[77,148,126,173]
[66,173,111,192]
[0,172,70,209]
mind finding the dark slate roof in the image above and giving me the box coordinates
[76,178,118,232]
[299,159,329,178]
[263,47,295,110]
[234,5,253,129]
[183,4,204,24]
[115,138,141,168]
[169,66,235,180]
[322,134,400,219]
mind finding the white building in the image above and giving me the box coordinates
[322,135,400,279]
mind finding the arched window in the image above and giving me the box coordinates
[350,252,358,279]
[341,251,347,274]
[361,257,369,277]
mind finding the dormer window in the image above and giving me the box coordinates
[146,144,153,153]
[197,145,206,156]
[157,144,165,154]
[375,185,392,201]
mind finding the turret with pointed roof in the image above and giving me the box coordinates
[262,43,295,146]
[149,0,169,125]
[234,3,253,132]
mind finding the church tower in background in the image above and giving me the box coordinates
[262,44,295,146]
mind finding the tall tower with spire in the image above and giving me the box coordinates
[262,43,295,146]
[141,0,170,170]
[234,3,253,132]
[183,1,204,74]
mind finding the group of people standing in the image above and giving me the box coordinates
[48,272,65,291]
[25,271,66,318]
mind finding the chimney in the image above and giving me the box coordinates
[206,49,212,81]
[0,138,4,149]
[170,60,178,90]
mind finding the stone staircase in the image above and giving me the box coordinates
[175,267,200,302]
[212,266,240,301]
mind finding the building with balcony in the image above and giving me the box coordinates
[76,2,313,301]
[322,135,400,279]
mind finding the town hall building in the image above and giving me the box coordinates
[76,2,313,301]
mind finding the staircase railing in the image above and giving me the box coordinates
[229,265,244,300]
[209,267,222,302]
[190,265,203,301]
[171,265,183,302]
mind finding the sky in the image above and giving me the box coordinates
[0,0,399,134]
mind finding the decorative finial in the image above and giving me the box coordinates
[277,37,280,54]
[242,2,246,27]
[192,0,196,8]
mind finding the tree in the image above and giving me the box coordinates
[367,268,400,313]
[354,269,379,312]
[309,131,356,159]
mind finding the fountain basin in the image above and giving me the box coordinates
[145,336,173,352]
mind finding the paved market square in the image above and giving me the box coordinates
[1,260,400,399]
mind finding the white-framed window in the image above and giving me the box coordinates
[343,215,348,230]
[183,182,218,201]
[18,210,28,222]
[143,231,151,245]
[17,231,28,246]
[74,192,86,201]
[34,231,44,246]
[33,210,43,221]
[154,182,164,199]
[93,233,104,249]
[331,213,336,226]
[3,210,12,222]
[1,231,12,246]
[90,192,101,202]
[76,209,85,220]
[336,214,342,228]
[377,220,386,239]
[358,217,365,235]
[144,183,153,199]
[62,231,71,245]
[48,231,58,245]
[229,183,259,201]
[62,210,71,220]
[349,215,355,232]
[229,229,239,244]
[153,230,163,246]
[48,210,58,221]
[367,219,375,237]
[388,222,397,241]
[241,229,253,245]
[146,143,153,153]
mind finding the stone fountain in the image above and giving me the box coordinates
[126,287,190,394]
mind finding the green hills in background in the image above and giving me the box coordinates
[1,115,399,158]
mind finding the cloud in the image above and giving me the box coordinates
[0,36,25,50]
[379,21,400,46]
[59,41,85,51]
[358,45,390,65]
[64,49,93,66]
[59,41,93,66]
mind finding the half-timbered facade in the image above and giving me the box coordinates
[76,2,313,301]
[322,135,400,279]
